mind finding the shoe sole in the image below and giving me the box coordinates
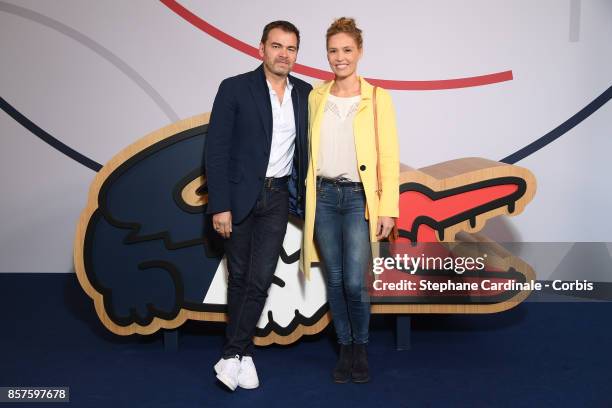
[216,373,238,391]
[238,381,259,389]
[352,377,370,383]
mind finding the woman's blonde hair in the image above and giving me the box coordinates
[326,17,363,49]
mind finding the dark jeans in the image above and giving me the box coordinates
[222,177,289,358]
[314,178,371,345]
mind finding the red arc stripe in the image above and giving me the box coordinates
[161,0,513,90]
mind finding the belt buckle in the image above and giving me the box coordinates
[337,176,350,184]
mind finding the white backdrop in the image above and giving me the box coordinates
[1,0,611,273]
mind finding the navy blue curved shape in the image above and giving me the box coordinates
[0,96,102,172]
[85,208,222,326]
[97,127,209,247]
[501,86,612,164]
[82,124,327,336]
[84,125,225,325]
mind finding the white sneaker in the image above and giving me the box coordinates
[215,355,241,391]
[213,357,226,375]
[238,356,259,389]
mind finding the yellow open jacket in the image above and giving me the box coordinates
[299,78,400,279]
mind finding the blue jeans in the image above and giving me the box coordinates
[315,178,371,345]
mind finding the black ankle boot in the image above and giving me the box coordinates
[333,344,353,383]
[352,343,370,383]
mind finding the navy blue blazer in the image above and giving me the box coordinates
[205,65,312,223]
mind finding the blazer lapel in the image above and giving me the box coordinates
[248,65,273,146]
[356,77,374,115]
[290,77,300,141]
[352,77,375,151]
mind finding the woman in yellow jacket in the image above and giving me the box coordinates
[299,18,399,383]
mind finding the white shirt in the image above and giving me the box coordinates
[266,79,296,177]
[317,94,361,181]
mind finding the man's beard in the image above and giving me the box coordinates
[268,60,291,76]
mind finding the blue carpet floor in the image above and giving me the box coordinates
[1,273,610,407]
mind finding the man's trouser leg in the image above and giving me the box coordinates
[222,181,289,358]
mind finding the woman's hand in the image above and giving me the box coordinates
[376,216,395,240]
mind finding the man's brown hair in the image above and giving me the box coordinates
[261,20,300,49]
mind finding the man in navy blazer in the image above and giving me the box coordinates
[205,21,311,391]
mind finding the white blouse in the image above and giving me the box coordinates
[316,94,361,182]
